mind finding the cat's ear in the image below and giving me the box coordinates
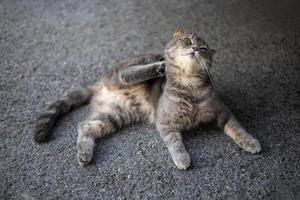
[173,28,185,38]
[210,49,217,55]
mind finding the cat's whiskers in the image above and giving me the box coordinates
[196,54,214,87]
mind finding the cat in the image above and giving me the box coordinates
[34,29,261,169]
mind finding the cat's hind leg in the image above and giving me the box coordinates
[217,111,261,154]
[118,61,165,85]
[77,112,123,166]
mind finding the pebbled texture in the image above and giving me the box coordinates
[0,0,299,199]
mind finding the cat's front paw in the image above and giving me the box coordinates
[240,138,261,154]
[173,152,191,170]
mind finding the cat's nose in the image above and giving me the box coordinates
[191,46,198,51]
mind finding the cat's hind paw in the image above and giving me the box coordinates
[77,138,94,167]
[173,152,191,170]
[240,138,261,154]
[77,152,93,167]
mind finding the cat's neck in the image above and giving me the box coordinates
[165,63,212,90]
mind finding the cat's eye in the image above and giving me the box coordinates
[183,38,192,45]
[199,46,208,52]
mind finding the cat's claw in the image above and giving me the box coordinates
[240,138,261,154]
[173,153,191,170]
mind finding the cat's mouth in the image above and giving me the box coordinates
[181,50,195,56]
[182,45,201,56]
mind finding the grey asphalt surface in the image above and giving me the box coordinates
[1,0,300,199]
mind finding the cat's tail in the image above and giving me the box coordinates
[34,86,94,143]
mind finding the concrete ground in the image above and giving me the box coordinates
[1,0,299,199]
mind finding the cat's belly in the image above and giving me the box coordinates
[174,100,218,130]
[91,84,155,123]
[193,99,220,124]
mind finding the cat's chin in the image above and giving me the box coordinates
[173,54,196,66]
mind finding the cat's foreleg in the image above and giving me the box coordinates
[217,110,261,153]
[156,125,190,170]
[118,61,165,85]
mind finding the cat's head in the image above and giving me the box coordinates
[165,29,216,73]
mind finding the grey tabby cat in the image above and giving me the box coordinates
[35,29,261,169]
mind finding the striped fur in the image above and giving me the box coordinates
[34,53,163,144]
[35,30,261,169]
